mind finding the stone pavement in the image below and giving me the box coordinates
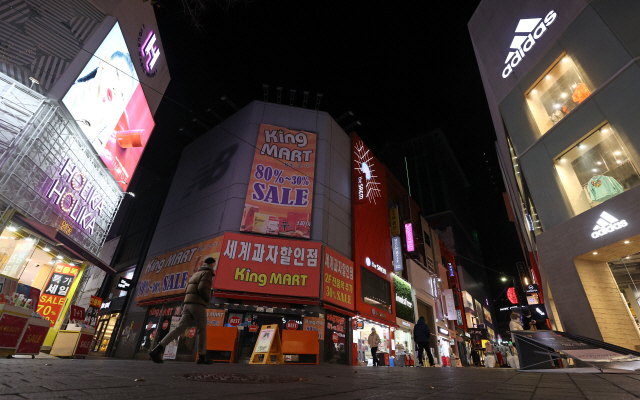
[1,356,640,399]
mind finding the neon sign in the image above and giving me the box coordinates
[502,11,557,78]
[365,257,387,275]
[405,223,414,252]
[138,25,160,77]
[591,211,628,238]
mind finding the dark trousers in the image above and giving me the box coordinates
[417,341,434,366]
[371,346,378,366]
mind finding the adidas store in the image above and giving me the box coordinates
[470,0,640,350]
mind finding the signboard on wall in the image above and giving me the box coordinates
[62,23,155,191]
[84,296,102,328]
[393,275,414,323]
[442,289,457,321]
[392,236,402,271]
[214,232,321,298]
[206,309,226,327]
[38,263,80,327]
[389,205,400,236]
[302,316,324,340]
[322,247,355,310]
[240,124,317,239]
[136,236,223,302]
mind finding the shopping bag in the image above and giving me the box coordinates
[485,355,495,368]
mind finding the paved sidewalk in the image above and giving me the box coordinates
[1,357,640,399]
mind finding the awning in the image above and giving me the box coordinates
[13,214,116,276]
[355,312,399,328]
[213,290,319,306]
[323,303,356,317]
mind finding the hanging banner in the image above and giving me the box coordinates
[136,236,223,302]
[390,205,400,236]
[322,247,355,310]
[214,232,321,298]
[38,263,80,327]
[442,289,457,321]
[241,124,317,239]
[84,296,102,328]
[392,236,402,271]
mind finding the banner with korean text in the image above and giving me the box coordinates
[322,247,355,310]
[214,232,321,298]
[38,263,80,327]
[136,236,223,302]
[240,124,317,239]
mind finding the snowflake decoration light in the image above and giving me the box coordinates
[353,140,382,204]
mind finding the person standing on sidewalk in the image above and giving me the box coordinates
[150,257,216,364]
[413,316,435,367]
[368,327,381,366]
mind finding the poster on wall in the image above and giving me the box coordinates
[214,232,321,298]
[38,264,80,327]
[442,289,457,321]
[136,236,223,303]
[163,316,180,360]
[206,309,226,327]
[303,316,324,340]
[322,247,355,310]
[240,124,317,239]
[62,23,155,191]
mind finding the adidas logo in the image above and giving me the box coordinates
[502,10,557,79]
[591,211,628,239]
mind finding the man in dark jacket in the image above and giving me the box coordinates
[413,316,435,367]
[150,257,215,364]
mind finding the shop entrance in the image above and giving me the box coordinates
[231,311,304,361]
[416,300,437,361]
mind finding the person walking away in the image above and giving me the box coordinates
[413,316,435,367]
[470,349,480,366]
[368,327,381,366]
[509,312,524,344]
[150,257,216,364]
[522,309,537,330]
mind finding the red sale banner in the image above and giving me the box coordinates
[16,324,49,354]
[70,305,85,322]
[38,263,80,327]
[74,333,93,356]
[214,232,321,298]
[0,313,27,348]
[322,247,355,310]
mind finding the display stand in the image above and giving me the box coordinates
[249,324,284,365]
[281,330,319,365]
[15,317,50,357]
[205,326,238,363]
[0,304,31,357]
[50,325,95,358]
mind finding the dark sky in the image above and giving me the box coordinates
[132,0,525,303]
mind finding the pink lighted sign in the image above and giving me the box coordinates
[405,223,414,252]
[141,31,160,72]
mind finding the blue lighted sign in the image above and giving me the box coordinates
[392,236,402,271]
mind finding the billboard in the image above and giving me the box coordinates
[214,232,321,298]
[240,124,317,239]
[62,23,155,191]
[322,246,355,310]
[136,236,224,303]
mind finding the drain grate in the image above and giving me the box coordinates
[178,373,308,384]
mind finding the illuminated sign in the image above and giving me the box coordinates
[117,277,133,291]
[139,25,160,77]
[502,11,557,78]
[392,236,402,271]
[46,159,103,235]
[437,327,449,336]
[591,211,628,238]
[395,294,413,308]
[353,140,381,204]
[525,284,539,294]
[365,257,387,275]
[405,223,414,252]
[448,263,454,277]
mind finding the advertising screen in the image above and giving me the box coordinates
[62,23,154,191]
[240,124,317,239]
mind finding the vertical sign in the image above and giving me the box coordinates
[84,296,102,328]
[322,247,355,310]
[389,205,400,236]
[241,124,317,238]
[38,264,80,327]
[405,223,415,252]
[443,289,456,321]
[392,236,402,271]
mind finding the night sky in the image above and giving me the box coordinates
[132,1,525,305]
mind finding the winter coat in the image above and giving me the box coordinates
[509,319,523,331]
[184,265,214,306]
[413,319,431,343]
[368,332,381,348]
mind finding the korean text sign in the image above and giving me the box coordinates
[137,236,223,302]
[38,263,80,327]
[322,247,355,310]
[303,317,324,340]
[241,124,317,239]
[214,232,321,298]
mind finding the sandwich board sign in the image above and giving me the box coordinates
[249,324,284,364]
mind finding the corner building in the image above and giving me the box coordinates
[470,0,640,349]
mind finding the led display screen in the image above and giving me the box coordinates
[62,23,154,191]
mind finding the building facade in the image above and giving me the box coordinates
[470,0,640,349]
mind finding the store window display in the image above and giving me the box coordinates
[555,124,640,214]
[355,320,390,366]
[525,56,592,135]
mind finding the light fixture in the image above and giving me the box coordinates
[501,277,507,282]
[597,161,602,165]
[125,192,135,198]
[524,277,529,285]
[592,169,598,172]
[553,104,560,109]
[627,256,631,259]
[579,143,586,149]
[561,93,567,98]
[43,247,51,252]
[25,258,31,261]
[624,241,630,244]
[7,226,17,232]
[617,160,623,164]
[25,237,33,242]
[563,58,569,63]
[614,151,621,155]
[593,252,598,255]
[0,236,7,239]
[560,158,567,162]
[56,255,63,260]
[546,75,551,80]
[437,278,441,282]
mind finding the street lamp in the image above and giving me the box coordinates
[501,277,508,282]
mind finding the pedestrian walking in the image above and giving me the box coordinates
[149,257,216,364]
[509,312,523,332]
[413,316,435,367]
[368,327,381,366]
[470,349,480,366]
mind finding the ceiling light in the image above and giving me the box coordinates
[614,151,621,155]
[531,89,537,94]
[43,247,50,252]
[56,255,63,260]
[25,258,31,261]
[561,93,567,98]
[624,241,630,244]
[553,104,560,109]
[592,169,598,172]
[597,162,602,165]
[560,158,567,162]
[437,278,441,282]
[0,236,7,240]
[563,58,568,63]
[617,160,623,164]
[25,237,33,241]
[546,75,551,80]
[7,226,17,232]
[593,252,598,255]
[602,129,608,133]
[627,256,631,259]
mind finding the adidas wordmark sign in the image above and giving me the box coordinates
[591,211,628,239]
[502,10,557,78]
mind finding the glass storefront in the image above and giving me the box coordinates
[555,123,640,215]
[92,313,119,352]
[324,313,348,364]
[354,319,391,366]
[525,55,592,135]
[394,325,413,361]
[138,302,197,358]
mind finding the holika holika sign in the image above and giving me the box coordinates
[45,159,104,235]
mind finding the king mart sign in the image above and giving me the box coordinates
[502,10,557,78]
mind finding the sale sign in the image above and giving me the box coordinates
[206,309,226,327]
[38,263,80,327]
[322,247,355,310]
[0,313,27,347]
[137,236,223,302]
[16,323,49,354]
[70,305,85,322]
[74,333,93,356]
[84,296,102,328]
[214,232,321,298]
[240,124,317,239]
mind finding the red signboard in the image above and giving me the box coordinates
[70,305,85,322]
[332,332,339,343]
[188,327,196,338]
[214,232,322,298]
[16,323,49,354]
[74,333,93,356]
[286,321,298,330]
[322,247,355,311]
[351,132,395,324]
[0,313,27,348]
[162,320,169,330]
[38,263,80,327]
[84,296,102,328]
[229,316,241,326]
[249,324,258,332]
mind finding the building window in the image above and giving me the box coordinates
[423,231,431,248]
[360,267,392,313]
[555,123,640,214]
[525,55,592,135]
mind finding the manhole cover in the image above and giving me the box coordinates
[178,373,308,384]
